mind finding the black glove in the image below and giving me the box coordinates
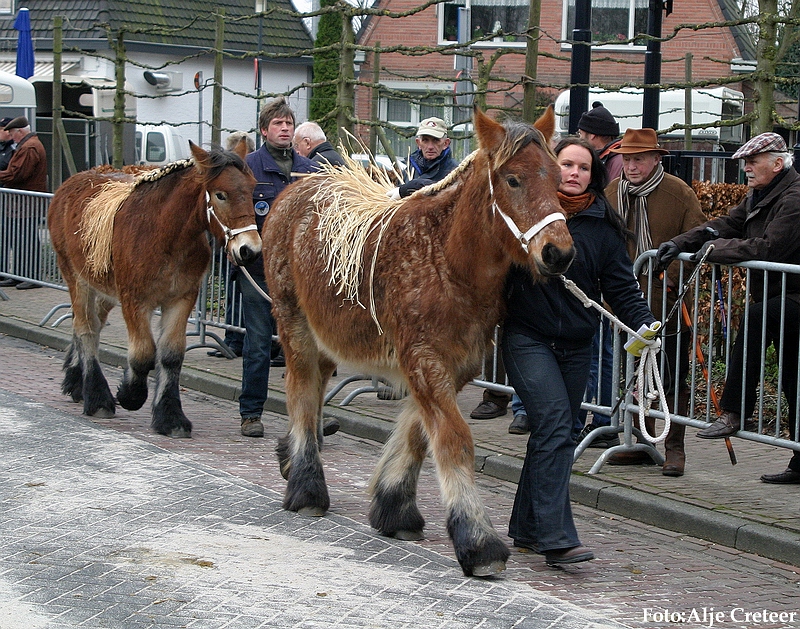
[689,240,714,263]
[398,178,435,198]
[654,240,681,272]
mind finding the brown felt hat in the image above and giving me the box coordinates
[609,128,669,155]
[3,116,29,131]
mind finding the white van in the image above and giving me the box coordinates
[134,124,189,165]
[554,87,745,144]
[0,70,36,128]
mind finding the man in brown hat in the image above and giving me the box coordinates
[656,132,800,484]
[0,117,48,290]
[0,117,47,192]
[604,128,706,477]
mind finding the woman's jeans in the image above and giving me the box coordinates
[503,330,592,552]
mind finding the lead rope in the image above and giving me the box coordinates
[560,275,670,444]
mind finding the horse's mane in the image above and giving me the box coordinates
[80,159,199,276]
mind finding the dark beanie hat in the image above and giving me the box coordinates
[577,102,619,137]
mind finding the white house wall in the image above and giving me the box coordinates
[126,51,311,147]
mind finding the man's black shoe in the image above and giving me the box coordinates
[15,281,41,290]
[470,400,507,419]
[270,353,286,367]
[0,278,20,287]
[760,468,800,484]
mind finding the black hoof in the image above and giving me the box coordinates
[117,380,148,411]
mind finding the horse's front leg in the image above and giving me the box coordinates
[117,299,156,413]
[368,402,428,540]
[416,386,509,577]
[148,298,194,438]
[68,281,115,417]
[276,323,329,516]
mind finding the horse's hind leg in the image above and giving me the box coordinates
[276,323,329,515]
[369,403,428,540]
[68,282,115,417]
[147,298,193,438]
[418,390,509,577]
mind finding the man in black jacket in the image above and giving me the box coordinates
[293,121,345,167]
[657,132,800,484]
[0,117,13,170]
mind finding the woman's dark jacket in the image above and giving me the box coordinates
[504,198,655,349]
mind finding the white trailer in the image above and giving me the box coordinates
[554,87,745,144]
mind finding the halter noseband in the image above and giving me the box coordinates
[205,192,259,246]
[487,167,565,253]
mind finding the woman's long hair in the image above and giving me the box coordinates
[554,136,628,239]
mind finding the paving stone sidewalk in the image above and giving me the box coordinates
[2,333,800,628]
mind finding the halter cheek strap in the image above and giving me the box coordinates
[205,192,259,245]
[487,168,565,254]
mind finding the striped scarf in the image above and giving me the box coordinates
[616,163,665,258]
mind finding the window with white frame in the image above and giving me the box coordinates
[563,0,648,47]
[440,0,529,45]
[0,0,13,15]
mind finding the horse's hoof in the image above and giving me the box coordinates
[470,560,507,577]
[168,427,192,439]
[392,530,424,541]
[91,408,115,419]
[298,506,326,517]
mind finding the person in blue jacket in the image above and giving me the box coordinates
[239,98,339,438]
[502,137,656,565]
[391,117,458,199]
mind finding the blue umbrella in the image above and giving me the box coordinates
[14,8,34,79]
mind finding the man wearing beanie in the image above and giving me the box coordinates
[578,102,623,183]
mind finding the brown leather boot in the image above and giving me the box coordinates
[662,423,686,476]
[662,389,689,477]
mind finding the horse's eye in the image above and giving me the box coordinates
[215,192,227,201]
[506,176,520,188]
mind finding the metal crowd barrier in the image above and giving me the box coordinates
[8,187,800,470]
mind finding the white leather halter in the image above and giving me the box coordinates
[205,192,258,245]
[488,167,565,253]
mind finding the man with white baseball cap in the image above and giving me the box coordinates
[656,132,800,483]
[390,116,458,199]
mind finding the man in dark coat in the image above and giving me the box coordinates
[293,121,345,167]
[0,116,14,171]
[657,132,800,484]
[239,99,341,439]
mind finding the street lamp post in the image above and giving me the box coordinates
[255,0,265,148]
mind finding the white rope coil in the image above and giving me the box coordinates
[559,275,670,444]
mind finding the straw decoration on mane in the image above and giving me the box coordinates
[79,160,195,275]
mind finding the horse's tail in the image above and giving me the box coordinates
[80,180,136,276]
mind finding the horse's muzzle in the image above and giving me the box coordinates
[539,242,575,277]
[229,240,262,266]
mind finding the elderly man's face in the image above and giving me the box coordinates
[415,134,450,161]
[743,153,783,190]
[622,151,661,185]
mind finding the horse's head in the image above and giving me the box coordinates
[190,141,260,266]
[475,106,575,280]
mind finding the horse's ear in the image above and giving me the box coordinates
[533,105,556,146]
[189,141,211,172]
[473,105,505,153]
[231,137,249,160]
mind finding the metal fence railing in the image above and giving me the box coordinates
[6,189,800,470]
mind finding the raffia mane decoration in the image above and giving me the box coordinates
[79,159,195,276]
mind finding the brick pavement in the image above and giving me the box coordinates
[2,290,800,627]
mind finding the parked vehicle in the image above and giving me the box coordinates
[135,124,189,165]
[0,70,36,128]
[554,87,745,144]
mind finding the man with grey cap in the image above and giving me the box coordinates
[656,132,800,483]
[392,116,457,199]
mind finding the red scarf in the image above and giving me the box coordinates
[557,191,595,217]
